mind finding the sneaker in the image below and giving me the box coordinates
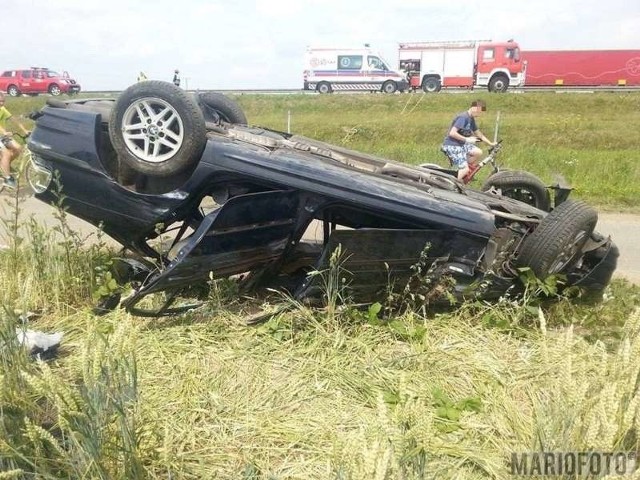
[3,176,17,189]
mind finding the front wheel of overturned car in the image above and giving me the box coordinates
[109,80,206,177]
[516,200,598,279]
[195,91,247,125]
[482,170,551,212]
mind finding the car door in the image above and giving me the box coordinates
[366,55,390,88]
[31,69,47,93]
[121,189,302,315]
[18,70,35,93]
[337,54,364,88]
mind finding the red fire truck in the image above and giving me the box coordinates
[398,39,526,93]
[520,50,640,87]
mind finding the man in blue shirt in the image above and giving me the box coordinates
[441,100,496,181]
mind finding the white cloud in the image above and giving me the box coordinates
[1,0,638,90]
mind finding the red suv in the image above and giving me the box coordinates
[0,67,81,97]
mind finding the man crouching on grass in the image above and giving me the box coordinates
[441,99,496,182]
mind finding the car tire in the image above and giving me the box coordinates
[482,170,551,211]
[488,75,509,93]
[48,84,61,96]
[7,85,20,97]
[195,92,247,124]
[316,82,332,94]
[516,200,598,278]
[108,80,206,177]
[422,77,442,93]
[382,81,397,94]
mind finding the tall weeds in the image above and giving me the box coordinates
[0,313,145,478]
[0,182,114,313]
[0,199,639,477]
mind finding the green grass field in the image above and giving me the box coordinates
[5,90,640,209]
[234,91,640,209]
[1,91,640,479]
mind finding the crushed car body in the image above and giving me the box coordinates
[25,81,618,316]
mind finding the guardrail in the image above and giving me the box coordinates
[63,86,640,96]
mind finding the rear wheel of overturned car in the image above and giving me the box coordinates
[109,80,206,177]
[482,170,551,211]
[195,91,247,124]
[516,200,598,279]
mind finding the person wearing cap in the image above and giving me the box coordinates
[441,99,496,181]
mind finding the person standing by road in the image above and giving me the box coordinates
[441,99,496,182]
[0,93,30,189]
[172,69,181,87]
[137,71,148,82]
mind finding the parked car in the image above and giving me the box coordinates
[0,67,81,96]
[25,81,618,316]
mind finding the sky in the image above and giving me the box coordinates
[3,0,639,91]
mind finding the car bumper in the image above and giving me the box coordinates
[573,238,619,292]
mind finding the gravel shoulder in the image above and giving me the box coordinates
[597,212,640,285]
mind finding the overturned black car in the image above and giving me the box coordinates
[26,81,618,316]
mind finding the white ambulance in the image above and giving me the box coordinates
[303,46,409,94]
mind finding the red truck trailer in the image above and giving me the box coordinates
[522,50,640,87]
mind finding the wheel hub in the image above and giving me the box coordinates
[121,97,184,163]
[549,231,588,274]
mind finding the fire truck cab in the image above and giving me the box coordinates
[398,39,525,93]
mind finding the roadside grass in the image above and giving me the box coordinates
[237,91,640,209]
[0,196,639,478]
[1,91,640,478]
[1,256,640,478]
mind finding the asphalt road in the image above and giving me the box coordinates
[2,195,638,285]
[597,213,640,284]
[83,87,640,96]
